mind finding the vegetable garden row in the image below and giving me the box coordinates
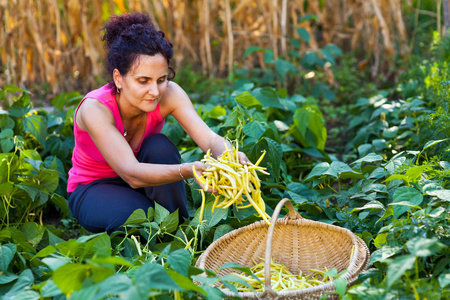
[1,27,450,299]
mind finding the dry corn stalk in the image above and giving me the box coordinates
[1,0,416,95]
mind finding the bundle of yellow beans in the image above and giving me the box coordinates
[228,258,333,292]
[193,141,272,225]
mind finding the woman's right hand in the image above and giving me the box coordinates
[190,161,218,194]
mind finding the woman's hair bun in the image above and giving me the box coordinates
[101,13,156,49]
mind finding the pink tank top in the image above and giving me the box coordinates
[67,84,165,192]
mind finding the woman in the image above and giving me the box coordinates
[67,12,249,234]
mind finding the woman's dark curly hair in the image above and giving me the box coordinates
[101,12,175,91]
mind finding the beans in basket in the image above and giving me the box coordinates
[228,257,334,292]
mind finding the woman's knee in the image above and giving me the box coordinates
[138,133,180,164]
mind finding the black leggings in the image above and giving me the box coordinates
[68,134,188,234]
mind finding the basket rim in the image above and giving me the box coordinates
[195,216,370,297]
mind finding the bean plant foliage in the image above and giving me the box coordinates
[1,31,450,300]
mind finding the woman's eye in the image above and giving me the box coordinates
[158,78,166,84]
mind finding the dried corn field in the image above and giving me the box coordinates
[0,0,438,95]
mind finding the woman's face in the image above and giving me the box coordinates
[115,53,169,113]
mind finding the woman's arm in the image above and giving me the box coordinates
[160,82,232,155]
[160,82,250,174]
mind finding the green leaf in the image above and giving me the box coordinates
[252,87,285,110]
[0,243,17,272]
[220,274,255,291]
[220,280,240,296]
[0,128,13,139]
[439,273,450,288]
[426,189,450,201]
[134,263,180,292]
[243,122,266,139]
[0,182,14,196]
[274,59,297,77]
[305,161,355,182]
[155,203,170,224]
[38,168,59,193]
[263,137,283,180]
[218,262,258,279]
[213,224,234,241]
[123,209,147,226]
[3,269,34,299]
[50,194,69,217]
[422,139,448,151]
[35,245,58,259]
[299,14,319,22]
[50,91,83,112]
[166,269,207,294]
[320,48,336,65]
[83,233,112,257]
[222,108,243,128]
[305,162,332,181]
[351,153,384,167]
[22,222,45,247]
[405,165,429,183]
[191,275,220,285]
[41,257,69,271]
[1,138,14,153]
[370,246,402,264]
[0,229,12,242]
[9,92,32,117]
[391,186,423,218]
[89,256,132,267]
[52,263,114,294]
[24,114,48,146]
[333,278,347,296]
[243,46,267,58]
[167,249,191,276]
[374,232,387,248]
[16,184,39,200]
[0,272,19,284]
[208,106,226,119]
[39,279,64,298]
[147,206,155,220]
[351,201,385,212]
[161,209,179,233]
[8,227,36,253]
[192,201,228,227]
[297,27,310,43]
[264,49,274,63]
[2,84,25,93]
[287,191,309,204]
[8,290,40,300]
[235,91,261,107]
[386,255,416,288]
[293,105,327,150]
[406,237,447,257]
[93,274,132,300]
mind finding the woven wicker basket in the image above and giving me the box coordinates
[195,198,370,299]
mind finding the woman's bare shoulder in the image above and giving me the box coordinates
[77,98,114,130]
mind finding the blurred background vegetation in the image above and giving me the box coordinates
[0,0,442,104]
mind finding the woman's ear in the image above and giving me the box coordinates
[113,69,122,89]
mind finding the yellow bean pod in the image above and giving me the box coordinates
[195,140,271,225]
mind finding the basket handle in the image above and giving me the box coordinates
[261,198,303,299]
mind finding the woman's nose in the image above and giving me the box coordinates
[148,82,159,97]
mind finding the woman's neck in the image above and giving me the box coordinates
[116,94,145,122]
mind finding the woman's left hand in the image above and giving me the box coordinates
[237,151,251,165]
